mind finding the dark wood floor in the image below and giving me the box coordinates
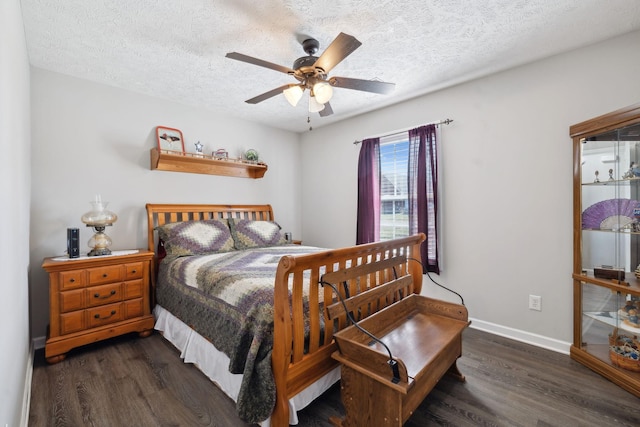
[29,328,640,427]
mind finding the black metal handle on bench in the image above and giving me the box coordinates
[95,310,116,319]
[320,277,401,384]
[94,290,116,299]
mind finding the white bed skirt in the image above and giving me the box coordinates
[153,305,340,426]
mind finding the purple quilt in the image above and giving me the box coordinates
[155,245,324,423]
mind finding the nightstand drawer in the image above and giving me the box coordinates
[124,298,144,319]
[86,283,121,307]
[60,270,85,290]
[88,265,123,285]
[60,310,85,335]
[87,303,123,328]
[125,262,144,280]
[60,289,84,313]
[123,279,143,299]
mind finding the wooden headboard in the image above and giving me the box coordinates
[145,203,275,253]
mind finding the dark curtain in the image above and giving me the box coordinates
[356,138,380,244]
[408,125,440,273]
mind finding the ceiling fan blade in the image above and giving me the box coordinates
[319,102,334,117]
[328,76,395,94]
[313,33,362,74]
[226,52,294,75]
[245,84,296,104]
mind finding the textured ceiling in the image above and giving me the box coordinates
[20,0,640,133]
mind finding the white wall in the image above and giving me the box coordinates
[1,0,32,425]
[29,70,301,338]
[300,30,640,347]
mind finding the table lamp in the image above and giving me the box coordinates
[81,195,118,256]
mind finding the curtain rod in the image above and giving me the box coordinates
[353,118,453,145]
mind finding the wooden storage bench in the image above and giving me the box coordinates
[324,261,469,427]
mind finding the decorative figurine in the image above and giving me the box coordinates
[623,162,640,179]
[194,141,204,157]
[619,301,637,320]
[609,168,614,180]
[594,170,600,183]
[625,309,640,328]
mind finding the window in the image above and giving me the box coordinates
[356,124,440,273]
[380,135,409,240]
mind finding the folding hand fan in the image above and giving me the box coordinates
[582,198,639,230]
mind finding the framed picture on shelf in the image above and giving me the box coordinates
[156,126,185,154]
[213,149,229,159]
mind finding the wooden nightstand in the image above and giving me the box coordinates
[42,250,155,363]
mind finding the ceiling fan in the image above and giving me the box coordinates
[225,32,395,117]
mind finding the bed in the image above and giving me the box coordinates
[146,203,426,426]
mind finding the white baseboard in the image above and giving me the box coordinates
[469,318,571,355]
[20,340,35,427]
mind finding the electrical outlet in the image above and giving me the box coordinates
[529,295,542,311]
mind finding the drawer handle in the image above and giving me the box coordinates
[130,269,137,274]
[94,290,117,299]
[102,273,108,278]
[69,278,75,283]
[94,310,116,319]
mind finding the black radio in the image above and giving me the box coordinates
[67,228,80,258]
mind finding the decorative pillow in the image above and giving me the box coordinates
[228,218,287,249]
[156,219,235,256]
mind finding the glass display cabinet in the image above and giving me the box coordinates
[571,103,640,396]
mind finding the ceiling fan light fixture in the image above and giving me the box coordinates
[283,85,304,106]
[312,81,333,104]
[308,94,325,113]
[226,32,395,118]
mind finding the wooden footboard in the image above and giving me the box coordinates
[271,234,425,426]
[145,204,425,426]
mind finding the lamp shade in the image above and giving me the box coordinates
[283,85,304,106]
[308,94,325,113]
[313,81,333,104]
[81,197,117,227]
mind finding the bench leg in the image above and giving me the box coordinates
[338,365,404,427]
[447,359,466,382]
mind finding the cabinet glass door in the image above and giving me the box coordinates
[579,122,640,366]
[580,282,625,358]
[580,124,640,276]
[571,104,640,396]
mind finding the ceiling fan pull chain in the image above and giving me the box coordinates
[307,115,313,131]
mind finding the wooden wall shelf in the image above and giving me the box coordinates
[150,148,267,179]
